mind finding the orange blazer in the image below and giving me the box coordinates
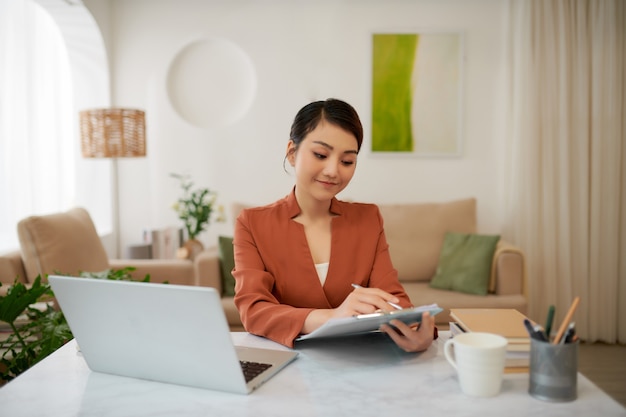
[233,189,412,348]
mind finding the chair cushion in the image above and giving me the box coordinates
[404,282,528,325]
[218,236,236,297]
[17,207,110,282]
[378,198,477,282]
[429,232,500,295]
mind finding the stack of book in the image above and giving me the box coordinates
[449,308,532,372]
[143,227,184,259]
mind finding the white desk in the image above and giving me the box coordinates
[0,332,624,417]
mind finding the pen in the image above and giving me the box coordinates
[533,324,548,341]
[351,283,402,310]
[545,305,555,340]
[562,322,576,344]
[523,318,548,342]
[552,296,581,345]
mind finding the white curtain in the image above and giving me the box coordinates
[505,0,625,343]
[0,0,75,252]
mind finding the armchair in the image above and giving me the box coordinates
[16,207,218,287]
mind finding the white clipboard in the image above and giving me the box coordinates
[295,304,443,341]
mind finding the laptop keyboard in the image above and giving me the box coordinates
[240,360,272,383]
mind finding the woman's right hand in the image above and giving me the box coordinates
[331,286,400,319]
[301,286,401,335]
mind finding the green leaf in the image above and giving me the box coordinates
[0,276,51,324]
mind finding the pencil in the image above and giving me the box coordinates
[552,296,580,345]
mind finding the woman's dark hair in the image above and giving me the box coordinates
[289,98,363,152]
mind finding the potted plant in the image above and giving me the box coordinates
[0,276,69,383]
[170,173,225,259]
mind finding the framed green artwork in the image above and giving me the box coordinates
[371,32,463,156]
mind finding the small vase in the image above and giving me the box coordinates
[177,238,204,261]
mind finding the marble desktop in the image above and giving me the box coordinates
[0,331,624,417]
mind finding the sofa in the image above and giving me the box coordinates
[0,207,243,329]
[219,197,527,327]
[376,198,527,324]
[1,198,526,331]
[0,207,218,301]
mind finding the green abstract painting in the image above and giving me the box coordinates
[372,33,462,156]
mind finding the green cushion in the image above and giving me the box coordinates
[218,236,236,297]
[429,232,500,295]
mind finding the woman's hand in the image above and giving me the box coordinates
[302,287,400,335]
[379,311,436,352]
[331,286,401,319]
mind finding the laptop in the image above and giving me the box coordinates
[48,275,298,394]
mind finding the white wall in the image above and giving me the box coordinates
[85,0,509,252]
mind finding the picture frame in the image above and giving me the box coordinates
[371,32,464,157]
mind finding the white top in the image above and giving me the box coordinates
[315,262,329,285]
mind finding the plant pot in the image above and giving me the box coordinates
[177,238,204,261]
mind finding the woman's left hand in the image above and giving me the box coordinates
[379,311,436,352]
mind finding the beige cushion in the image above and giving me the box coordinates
[404,281,528,325]
[17,207,110,282]
[108,258,196,286]
[221,296,243,329]
[378,198,477,282]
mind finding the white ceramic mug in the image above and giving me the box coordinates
[444,332,508,397]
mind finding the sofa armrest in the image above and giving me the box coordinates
[489,240,526,297]
[193,246,222,290]
[0,250,28,286]
[108,258,195,286]
[0,250,30,296]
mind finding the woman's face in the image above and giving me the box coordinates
[287,120,359,203]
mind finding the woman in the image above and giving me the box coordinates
[233,98,436,351]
